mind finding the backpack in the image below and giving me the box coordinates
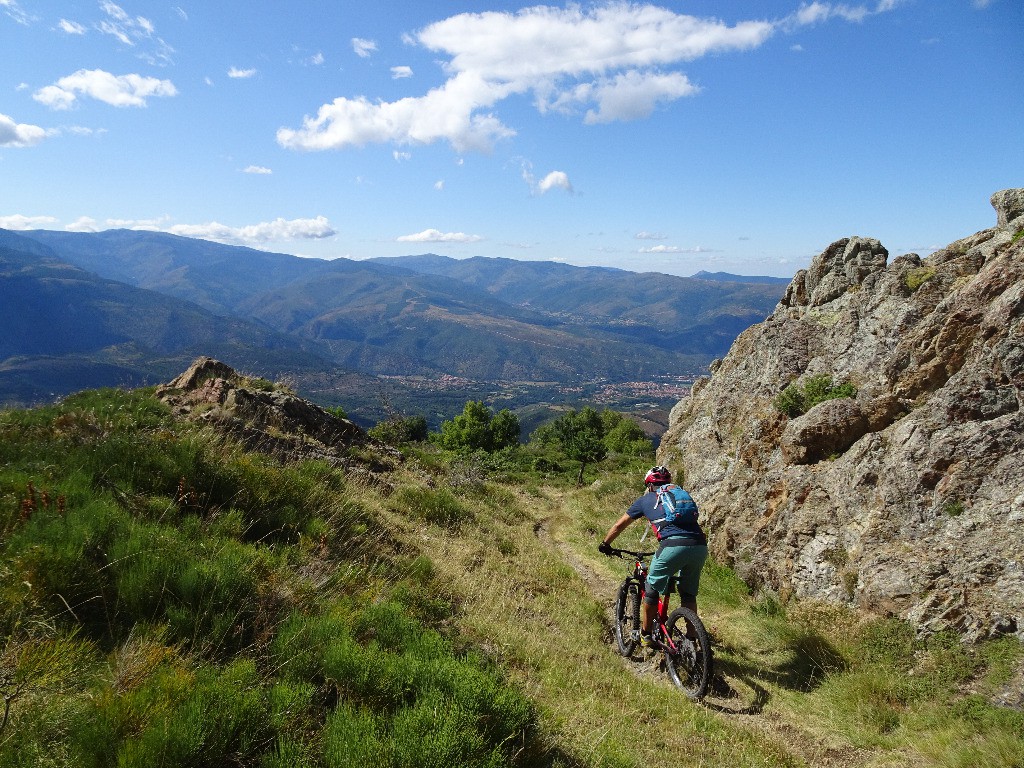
[654,484,698,528]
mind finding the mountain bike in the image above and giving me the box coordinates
[610,547,713,701]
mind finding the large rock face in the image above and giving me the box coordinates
[660,190,1024,642]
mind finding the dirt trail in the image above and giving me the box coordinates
[529,491,880,768]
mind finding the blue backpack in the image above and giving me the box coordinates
[654,484,698,528]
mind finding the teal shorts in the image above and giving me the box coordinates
[646,542,708,601]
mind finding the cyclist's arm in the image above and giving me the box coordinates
[601,513,634,547]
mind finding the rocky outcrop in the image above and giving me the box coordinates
[660,190,1024,642]
[156,357,397,477]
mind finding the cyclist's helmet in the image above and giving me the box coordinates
[644,466,671,485]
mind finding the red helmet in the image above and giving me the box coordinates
[644,466,671,485]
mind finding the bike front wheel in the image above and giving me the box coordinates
[664,606,712,700]
[614,579,642,656]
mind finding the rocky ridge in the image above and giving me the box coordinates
[156,356,398,478]
[660,189,1024,643]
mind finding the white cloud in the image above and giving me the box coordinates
[972,0,993,7]
[434,180,445,191]
[391,66,414,79]
[242,165,272,174]
[65,216,100,232]
[393,151,411,162]
[228,67,257,79]
[537,170,573,194]
[308,52,325,66]
[277,71,517,153]
[791,1,904,26]
[0,214,58,229]
[282,3,773,153]
[281,1,906,155]
[639,244,719,254]
[96,1,173,64]
[163,217,336,245]
[0,113,48,147]
[522,163,573,195]
[33,69,177,109]
[396,228,483,243]
[58,18,86,34]
[174,7,188,21]
[580,70,699,124]
[0,0,32,25]
[352,37,377,57]
[635,231,667,240]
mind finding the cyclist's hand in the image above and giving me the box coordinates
[598,541,613,556]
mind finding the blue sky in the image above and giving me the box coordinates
[1,0,1020,277]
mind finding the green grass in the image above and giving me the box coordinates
[1,387,1021,767]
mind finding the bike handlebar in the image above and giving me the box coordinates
[608,547,656,560]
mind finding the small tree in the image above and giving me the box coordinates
[553,407,607,485]
[489,409,521,450]
[437,401,520,452]
[604,418,652,457]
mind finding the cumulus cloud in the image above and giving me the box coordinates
[0,113,48,147]
[280,1,904,155]
[0,214,58,229]
[278,71,517,153]
[393,151,412,161]
[242,165,272,174]
[635,231,668,240]
[391,65,414,79]
[228,67,257,79]
[33,69,177,109]
[522,163,573,195]
[396,229,483,243]
[537,170,573,194]
[352,37,377,57]
[281,3,774,152]
[58,18,86,34]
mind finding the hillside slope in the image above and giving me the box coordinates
[16,229,780,378]
[0,236,336,404]
[660,188,1024,642]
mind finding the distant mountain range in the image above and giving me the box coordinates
[1,228,787,424]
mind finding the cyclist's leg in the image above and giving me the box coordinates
[640,587,659,636]
[674,545,709,636]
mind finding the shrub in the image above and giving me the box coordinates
[904,266,936,292]
[368,415,428,445]
[389,486,472,529]
[774,374,857,418]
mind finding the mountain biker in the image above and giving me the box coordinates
[598,466,708,650]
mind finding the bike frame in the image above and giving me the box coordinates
[620,550,681,655]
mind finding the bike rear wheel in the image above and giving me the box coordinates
[614,579,642,656]
[664,606,712,700]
